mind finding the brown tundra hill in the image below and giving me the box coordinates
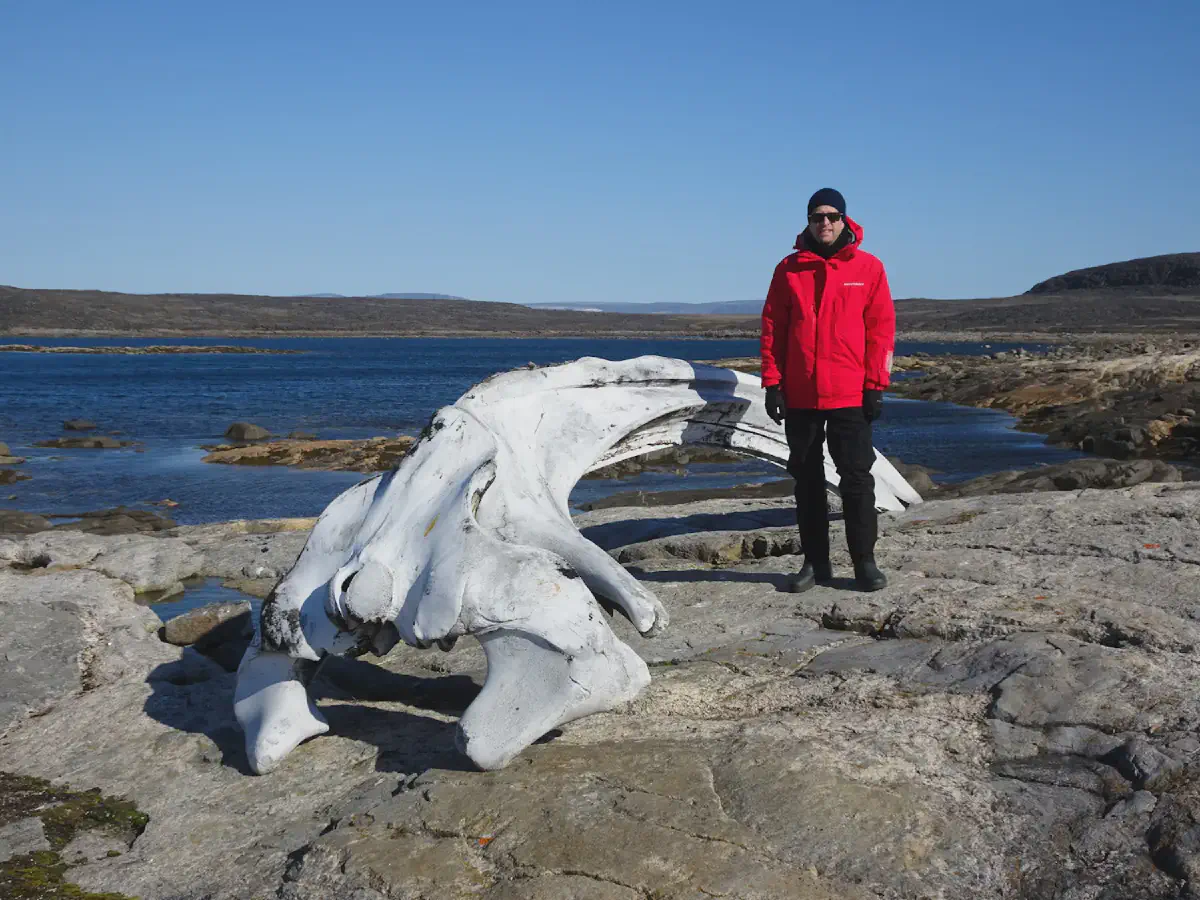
[0,285,757,338]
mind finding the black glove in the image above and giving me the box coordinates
[863,389,884,423]
[765,385,786,425]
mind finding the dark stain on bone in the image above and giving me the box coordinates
[260,594,304,653]
[409,414,448,454]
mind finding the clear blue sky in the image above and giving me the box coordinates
[1,1,1196,304]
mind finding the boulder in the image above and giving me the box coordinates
[1148,418,1175,443]
[0,441,9,455]
[0,468,30,485]
[225,422,270,441]
[886,457,939,496]
[1113,425,1147,445]
[1092,435,1138,459]
[162,601,252,648]
[159,597,256,671]
[62,418,97,431]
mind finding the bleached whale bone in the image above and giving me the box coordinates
[235,356,922,773]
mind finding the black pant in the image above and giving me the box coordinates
[784,407,878,564]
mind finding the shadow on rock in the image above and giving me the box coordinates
[630,567,795,591]
[312,654,481,714]
[141,651,481,778]
[580,507,796,551]
[142,653,255,775]
[317,703,476,774]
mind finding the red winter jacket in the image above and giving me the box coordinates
[759,215,896,410]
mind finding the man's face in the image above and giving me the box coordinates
[808,205,845,246]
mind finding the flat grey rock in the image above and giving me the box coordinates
[0,568,175,737]
[186,529,309,579]
[0,592,89,734]
[0,816,49,858]
[0,484,1199,898]
[800,637,943,677]
[92,538,205,593]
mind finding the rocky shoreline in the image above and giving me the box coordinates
[3,483,1200,897]
[888,338,1200,463]
[582,455,1196,515]
[201,434,743,479]
[715,337,1200,470]
[201,437,418,473]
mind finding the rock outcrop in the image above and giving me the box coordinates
[0,455,27,465]
[203,436,414,472]
[717,340,1200,467]
[35,436,132,449]
[885,341,1200,464]
[1028,252,1200,293]
[2,485,1200,897]
[0,507,177,536]
[933,456,1185,497]
[223,422,270,441]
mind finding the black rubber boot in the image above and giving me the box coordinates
[854,558,888,592]
[788,560,833,594]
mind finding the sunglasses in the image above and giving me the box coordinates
[808,212,843,224]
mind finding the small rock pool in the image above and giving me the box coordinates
[141,577,263,622]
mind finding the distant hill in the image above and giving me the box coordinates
[897,290,1200,333]
[1028,252,1200,294]
[0,285,756,338]
[302,292,468,301]
[527,299,763,315]
[9,260,1200,339]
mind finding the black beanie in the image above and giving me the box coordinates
[807,188,846,216]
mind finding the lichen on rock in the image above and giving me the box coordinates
[0,772,147,900]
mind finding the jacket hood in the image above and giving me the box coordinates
[793,215,864,259]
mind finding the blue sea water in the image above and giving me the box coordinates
[0,336,1082,524]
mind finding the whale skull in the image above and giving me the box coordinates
[234,356,921,773]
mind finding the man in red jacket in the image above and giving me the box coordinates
[760,188,895,592]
